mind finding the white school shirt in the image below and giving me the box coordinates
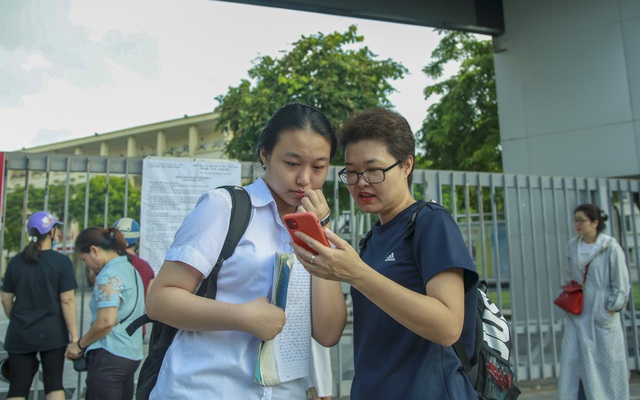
[150,178,311,400]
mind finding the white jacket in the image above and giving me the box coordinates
[558,233,630,400]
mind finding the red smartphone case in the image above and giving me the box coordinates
[283,212,329,254]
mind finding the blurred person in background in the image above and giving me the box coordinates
[66,226,144,400]
[113,217,155,298]
[114,217,155,339]
[2,211,78,400]
[558,203,630,400]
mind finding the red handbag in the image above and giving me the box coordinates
[554,263,590,315]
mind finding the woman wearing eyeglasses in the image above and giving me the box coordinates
[558,203,630,400]
[290,108,479,399]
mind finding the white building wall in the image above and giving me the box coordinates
[495,0,640,178]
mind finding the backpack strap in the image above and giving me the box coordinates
[453,341,472,372]
[358,229,373,257]
[127,314,151,335]
[199,185,251,299]
[359,200,436,256]
[403,201,430,239]
[126,185,251,336]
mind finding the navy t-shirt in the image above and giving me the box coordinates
[3,249,77,353]
[350,201,479,399]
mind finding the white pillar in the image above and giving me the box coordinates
[100,141,109,156]
[157,131,166,156]
[188,125,198,157]
[127,136,137,157]
[74,147,83,155]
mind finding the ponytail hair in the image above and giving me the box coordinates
[22,231,48,263]
[75,226,128,256]
[574,203,608,233]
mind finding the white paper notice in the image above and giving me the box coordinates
[139,157,241,273]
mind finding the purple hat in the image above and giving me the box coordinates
[27,211,63,235]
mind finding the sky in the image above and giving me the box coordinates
[0,0,464,152]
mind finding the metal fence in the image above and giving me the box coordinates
[2,152,640,398]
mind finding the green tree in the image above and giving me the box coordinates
[2,176,141,255]
[214,25,408,161]
[417,30,501,172]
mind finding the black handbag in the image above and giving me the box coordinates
[73,356,88,372]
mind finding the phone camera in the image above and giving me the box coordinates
[285,219,299,230]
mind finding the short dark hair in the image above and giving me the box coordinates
[340,108,415,186]
[256,103,337,162]
[574,203,608,233]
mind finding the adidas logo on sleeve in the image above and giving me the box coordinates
[384,252,395,262]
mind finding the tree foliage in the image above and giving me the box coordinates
[3,176,141,255]
[416,30,501,172]
[214,25,408,161]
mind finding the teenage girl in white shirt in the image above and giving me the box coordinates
[145,103,347,399]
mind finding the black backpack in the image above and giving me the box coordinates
[358,201,520,400]
[126,185,251,400]
[453,281,521,400]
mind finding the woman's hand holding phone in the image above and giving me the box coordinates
[283,212,329,255]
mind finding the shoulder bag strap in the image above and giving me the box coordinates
[118,265,140,325]
[582,262,591,285]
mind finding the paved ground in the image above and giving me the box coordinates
[516,374,640,400]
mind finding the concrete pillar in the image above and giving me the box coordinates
[127,136,137,157]
[100,141,109,156]
[157,131,166,156]
[188,125,198,157]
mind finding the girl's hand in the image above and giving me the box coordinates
[298,188,330,222]
[241,297,286,341]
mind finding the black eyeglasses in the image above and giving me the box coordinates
[338,160,402,185]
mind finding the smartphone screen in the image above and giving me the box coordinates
[283,212,330,254]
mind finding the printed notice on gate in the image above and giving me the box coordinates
[139,157,242,273]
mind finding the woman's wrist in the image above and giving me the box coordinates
[77,336,87,352]
[319,211,331,227]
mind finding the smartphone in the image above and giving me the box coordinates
[283,212,330,254]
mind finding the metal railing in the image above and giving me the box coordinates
[2,152,640,397]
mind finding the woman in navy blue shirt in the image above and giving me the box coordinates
[290,108,479,399]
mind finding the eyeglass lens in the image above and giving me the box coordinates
[342,170,384,184]
[339,160,401,185]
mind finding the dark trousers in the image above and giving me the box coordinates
[85,348,140,400]
[578,379,586,400]
[7,347,66,398]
